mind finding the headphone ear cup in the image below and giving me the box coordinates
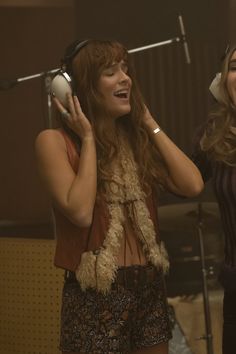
[51,72,72,107]
[209,73,222,102]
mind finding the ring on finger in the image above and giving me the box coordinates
[61,110,70,119]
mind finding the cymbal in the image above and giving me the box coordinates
[158,202,222,232]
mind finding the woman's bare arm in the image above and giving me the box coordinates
[35,129,97,227]
[35,94,97,227]
[143,108,204,197]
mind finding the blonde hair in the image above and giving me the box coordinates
[200,45,236,166]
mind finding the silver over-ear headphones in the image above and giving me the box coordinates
[208,44,231,102]
[51,71,72,107]
[51,39,90,107]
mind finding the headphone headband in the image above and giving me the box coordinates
[62,39,90,67]
[51,39,91,106]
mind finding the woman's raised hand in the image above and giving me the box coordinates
[142,105,161,132]
[53,93,93,141]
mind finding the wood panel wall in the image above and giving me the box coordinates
[0,4,76,236]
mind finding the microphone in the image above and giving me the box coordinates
[178,14,191,64]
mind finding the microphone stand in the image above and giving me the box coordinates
[196,202,214,354]
[44,74,54,128]
[0,13,190,126]
[0,37,179,128]
[0,68,58,128]
[128,37,180,53]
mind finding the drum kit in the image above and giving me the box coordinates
[158,201,224,354]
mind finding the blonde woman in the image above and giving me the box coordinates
[192,45,236,354]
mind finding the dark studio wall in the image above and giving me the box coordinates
[0,2,76,236]
[0,0,232,237]
[229,0,236,44]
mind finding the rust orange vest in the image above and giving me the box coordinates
[53,130,161,271]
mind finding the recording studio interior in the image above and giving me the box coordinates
[0,1,235,354]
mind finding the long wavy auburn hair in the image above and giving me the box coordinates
[60,39,168,194]
[200,45,236,166]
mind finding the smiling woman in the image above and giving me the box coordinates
[97,60,132,119]
[34,38,203,354]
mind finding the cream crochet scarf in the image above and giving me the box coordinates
[76,134,169,293]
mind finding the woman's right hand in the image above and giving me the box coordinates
[53,93,93,141]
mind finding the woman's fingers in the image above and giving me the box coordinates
[73,95,83,116]
[53,93,83,120]
[66,93,76,117]
[52,95,66,112]
[52,95,71,121]
[52,93,92,139]
[65,94,85,123]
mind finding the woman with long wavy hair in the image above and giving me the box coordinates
[192,45,236,354]
[35,39,203,354]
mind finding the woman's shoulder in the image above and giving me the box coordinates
[36,128,72,143]
[36,128,64,140]
[35,129,67,154]
[35,128,80,170]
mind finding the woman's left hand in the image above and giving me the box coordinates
[142,105,161,132]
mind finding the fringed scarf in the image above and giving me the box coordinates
[76,134,169,293]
